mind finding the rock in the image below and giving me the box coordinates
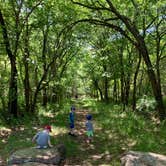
[121,151,166,166]
[8,144,66,166]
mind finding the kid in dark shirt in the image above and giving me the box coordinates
[68,106,76,136]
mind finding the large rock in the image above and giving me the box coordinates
[121,151,166,166]
[8,144,66,166]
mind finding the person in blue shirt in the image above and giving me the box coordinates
[68,106,76,136]
[85,114,93,143]
[32,125,53,149]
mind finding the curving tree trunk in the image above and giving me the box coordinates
[0,10,18,117]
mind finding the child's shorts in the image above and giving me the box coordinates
[87,130,93,137]
[70,123,74,129]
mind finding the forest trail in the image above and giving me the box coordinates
[0,108,116,166]
[65,108,113,166]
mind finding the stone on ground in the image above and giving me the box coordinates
[8,144,66,165]
[121,151,166,166]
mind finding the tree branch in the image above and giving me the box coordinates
[70,18,136,46]
[71,0,111,12]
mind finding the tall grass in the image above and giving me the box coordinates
[82,99,166,155]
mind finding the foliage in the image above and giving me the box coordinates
[136,95,157,113]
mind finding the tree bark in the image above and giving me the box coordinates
[42,28,49,106]
[0,10,18,117]
[23,21,31,113]
[113,77,117,103]
[103,65,109,102]
[132,54,141,111]
[119,47,125,104]
[94,79,103,101]
[137,38,165,119]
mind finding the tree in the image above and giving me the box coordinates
[0,0,43,116]
[71,0,166,120]
[0,9,18,117]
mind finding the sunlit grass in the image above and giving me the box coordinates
[86,99,166,157]
[51,126,68,136]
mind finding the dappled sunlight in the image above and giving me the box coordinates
[91,154,102,160]
[20,126,25,131]
[1,100,165,165]
[77,128,86,136]
[0,156,4,166]
[119,112,127,118]
[1,139,7,143]
[41,111,55,118]
[108,133,114,139]
[89,151,113,161]
[51,126,68,136]
[127,139,137,147]
[32,126,39,130]
[0,127,12,146]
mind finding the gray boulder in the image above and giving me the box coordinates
[8,144,66,166]
[121,151,166,166]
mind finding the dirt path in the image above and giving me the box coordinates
[64,109,113,166]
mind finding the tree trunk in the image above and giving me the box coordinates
[0,10,18,117]
[113,77,117,103]
[138,38,165,120]
[119,48,125,104]
[124,74,130,106]
[132,54,141,111]
[94,79,103,100]
[103,65,109,102]
[24,22,31,113]
[9,60,18,117]
[42,28,48,106]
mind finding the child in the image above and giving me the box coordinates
[68,106,76,136]
[85,114,93,143]
[32,125,53,149]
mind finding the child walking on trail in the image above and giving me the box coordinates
[68,106,76,136]
[32,125,53,149]
[85,114,93,143]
